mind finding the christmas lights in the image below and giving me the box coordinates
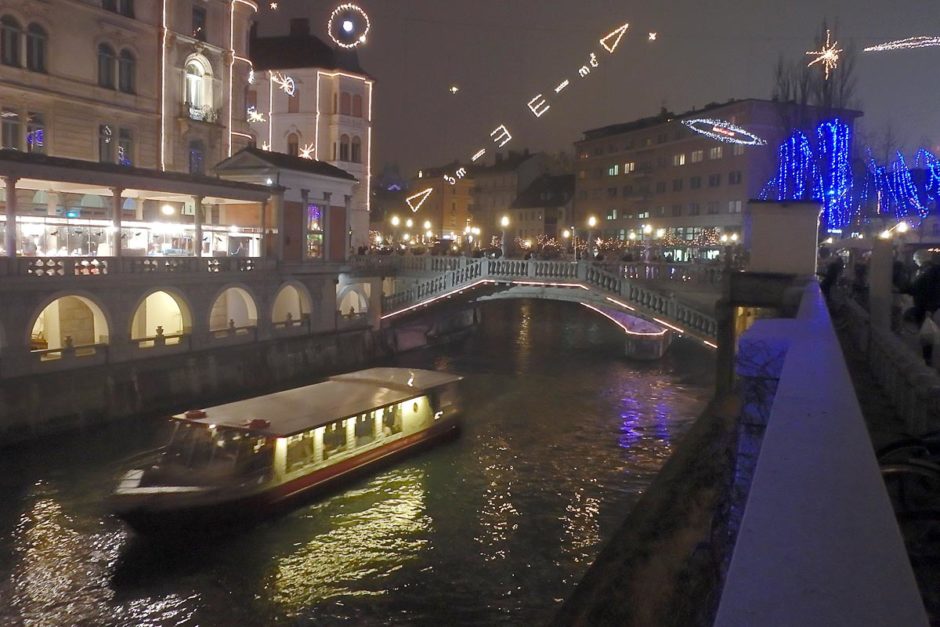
[407,188,433,213]
[300,144,315,159]
[528,94,550,117]
[806,30,842,80]
[648,32,657,41]
[247,106,266,123]
[554,79,569,94]
[682,119,766,146]
[271,72,296,96]
[600,23,629,54]
[864,36,940,52]
[471,149,486,162]
[328,4,370,49]
[491,125,512,148]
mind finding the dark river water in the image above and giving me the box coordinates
[0,299,714,626]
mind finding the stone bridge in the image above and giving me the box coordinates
[352,257,721,350]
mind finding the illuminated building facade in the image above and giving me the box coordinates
[406,164,474,243]
[470,150,547,243]
[508,174,574,241]
[0,0,261,258]
[248,18,372,252]
[573,99,862,248]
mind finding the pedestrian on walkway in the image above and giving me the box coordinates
[903,249,940,366]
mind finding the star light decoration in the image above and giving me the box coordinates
[806,29,842,80]
[247,106,266,123]
[300,144,315,159]
[648,32,657,41]
[864,36,940,52]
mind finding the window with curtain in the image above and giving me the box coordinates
[1,16,21,67]
[118,50,135,93]
[97,43,115,88]
[26,24,46,72]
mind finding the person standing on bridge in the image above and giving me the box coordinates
[903,249,940,366]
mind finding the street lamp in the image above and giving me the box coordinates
[390,215,400,244]
[586,216,597,261]
[500,215,510,259]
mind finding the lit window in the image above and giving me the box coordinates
[26,24,46,72]
[733,144,745,156]
[607,164,619,176]
[690,150,704,163]
[2,108,20,149]
[709,146,723,160]
[672,153,685,166]
[26,112,44,153]
[624,161,635,173]
[184,58,213,121]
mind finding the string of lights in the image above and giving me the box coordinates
[864,36,940,52]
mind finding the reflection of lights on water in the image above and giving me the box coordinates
[271,468,428,611]
[561,488,601,559]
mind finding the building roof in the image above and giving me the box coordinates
[215,147,358,182]
[175,367,462,437]
[0,149,274,201]
[474,150,537,175]
[250,20,370,77]
[513,174,575,209]
[580,98,864,142]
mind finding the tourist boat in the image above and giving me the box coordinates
[110,367,463,534]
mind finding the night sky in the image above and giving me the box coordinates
[257,0,940,176]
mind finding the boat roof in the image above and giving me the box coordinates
[172,368,462,438]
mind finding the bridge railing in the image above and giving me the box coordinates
[6,256,274,278]
[381,258,718,339]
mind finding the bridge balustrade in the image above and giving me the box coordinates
[8,256,271,279]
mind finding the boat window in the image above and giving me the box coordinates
[354,414,375,447]
[240,437,274,481]
[323,421,347,459]
[286,432,315,472]
[383,405,403,436]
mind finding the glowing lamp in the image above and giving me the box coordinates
[562,229,571,239]
[405,218,413,229]
[897,222,910,233]
[423,220,431,230]
[643,224,653,235]
[161,204,175,216]
[500,216,510,228]
[655,228,665,238]
[391,216,400,227]
[588,216,597,228]
[343,20,354,33]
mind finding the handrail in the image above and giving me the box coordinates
[716,283,929,626]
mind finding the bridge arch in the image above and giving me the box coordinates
[272,281,312,325]
[27,292,111,352]
[129,289,193,343]
[208,284,259,332]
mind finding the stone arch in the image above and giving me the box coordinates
[129,289,193,343]
[28,292,111,351]
[208,285,259,332]
[336,284,369,315]
[272,281,312,325]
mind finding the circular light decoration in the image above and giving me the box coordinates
[328,4,370,49]
[682,119,767,146]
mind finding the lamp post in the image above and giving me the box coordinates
[586,216,597,261]
[390,215,400,245]
[500,215,510,259]
[423,220,432,243]
[562,229,571,260]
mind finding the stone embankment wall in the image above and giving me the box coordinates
[0,306,480,447]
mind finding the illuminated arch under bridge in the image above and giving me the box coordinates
[374,258,718,350]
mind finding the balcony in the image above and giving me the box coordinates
[181,102,222,125]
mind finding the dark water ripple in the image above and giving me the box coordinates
[0,299,714,626]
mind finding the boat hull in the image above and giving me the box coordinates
[112,417,460,535]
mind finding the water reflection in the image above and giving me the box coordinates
[474,438,520,563]
[269,468,430,613]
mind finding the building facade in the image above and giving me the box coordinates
[508,173,574,241]
[573,99,861,251]
[470,151,547,243]
[247,18,371,252]
[403,163,474,244]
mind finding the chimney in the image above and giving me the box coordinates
[290,18,310,37]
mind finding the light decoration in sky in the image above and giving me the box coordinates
[247,106,266,123]
[648,32,657,41]
[864,36,940,52]
[406,188,433,213]
[328,4,370,49]
[435,22,630,188]
[449,85,460,95]
[271,72,295,96]
[806,29,842,80]
[269,2,277,9]
[682,119,766,146]
[300,144,315,160]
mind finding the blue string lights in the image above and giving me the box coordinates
[763,118,940,232]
